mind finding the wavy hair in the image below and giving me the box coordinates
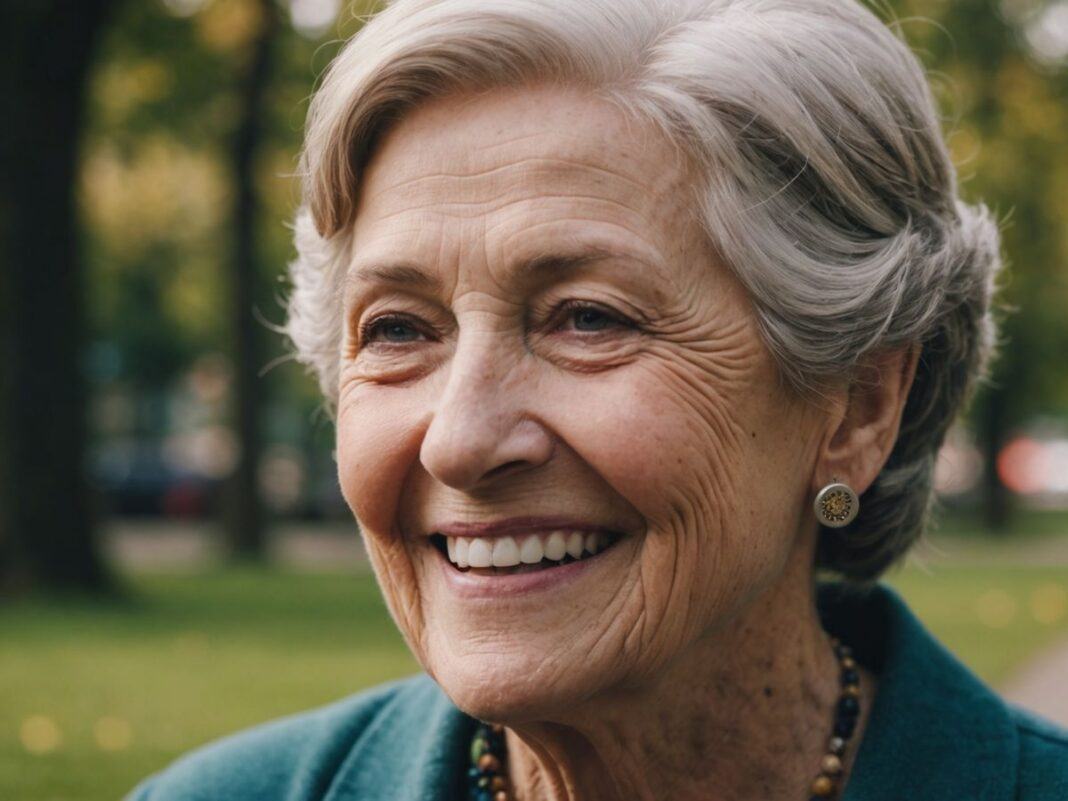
[281,0,1006,583]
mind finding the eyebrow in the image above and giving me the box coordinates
[344,245,640,302]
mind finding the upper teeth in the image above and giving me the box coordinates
[445,530,609,568]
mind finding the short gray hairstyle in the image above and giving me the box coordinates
[282,0,1005,583]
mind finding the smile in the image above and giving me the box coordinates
[430,530,623,576]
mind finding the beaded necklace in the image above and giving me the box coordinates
[466,636,861,801]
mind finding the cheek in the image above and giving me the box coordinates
[546,342,807,658]
[336,381,431,653]
[555,351,760,537]
[336,380,426,533]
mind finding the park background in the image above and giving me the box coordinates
[2,0,1068,799]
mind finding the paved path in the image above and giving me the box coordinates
[1001,636,1068,728]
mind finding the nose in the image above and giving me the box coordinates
[419,334,554,491]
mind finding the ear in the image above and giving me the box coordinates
[815,343,921,497]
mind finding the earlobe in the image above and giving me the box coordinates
[815,342,921,498]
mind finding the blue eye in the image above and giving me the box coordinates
[357,302,634,351]
[360,314,424,346]
[381,322,419,341]
[559,301,630,333]
[571,306,615,331]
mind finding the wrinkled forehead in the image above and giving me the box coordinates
[350,86,694,236]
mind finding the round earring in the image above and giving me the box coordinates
[814,476,859,528]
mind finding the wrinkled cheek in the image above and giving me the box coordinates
[336,387,428,657]
[337,410,395,529]
[335,380,427,530]
[561,366,748,541]
[554,368,754,665]
[364,534,427,658]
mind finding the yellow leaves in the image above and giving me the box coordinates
[80,136,227,260]
[995,57,1067,141]
[195,0,265,52]
[946,124,981,173]
[93,59,174,125]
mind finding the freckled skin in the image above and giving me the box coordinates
[336,86,913,801]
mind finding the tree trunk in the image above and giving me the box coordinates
[224,0,280,559]
[0,0,114,592]
[979,385,1011,533]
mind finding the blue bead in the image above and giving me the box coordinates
[837,696,860,716]
[468,767,481,779]
[833,715,857,737]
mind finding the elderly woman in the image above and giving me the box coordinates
[130,0,1068,798]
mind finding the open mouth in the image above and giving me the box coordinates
[430,530,623,576]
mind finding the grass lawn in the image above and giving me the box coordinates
[2,547,1067,801]
[0,568,418,801]
[885,565,1068,682]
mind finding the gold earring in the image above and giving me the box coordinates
[814,476,859,528]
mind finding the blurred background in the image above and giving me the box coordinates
[1,0,1067,798]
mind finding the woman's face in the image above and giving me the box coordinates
[337,86,827,719]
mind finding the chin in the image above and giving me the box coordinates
[430,654,606,724]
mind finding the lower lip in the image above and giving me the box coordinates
[434,536,622,600]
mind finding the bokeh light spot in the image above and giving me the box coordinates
[975,588,1018,628]
[1029,583,1068,625]
[94,716,133,752]
[20,715,62,755]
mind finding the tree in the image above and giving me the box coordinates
[0,0,116,592]
[224,0,282,558]
[891,0,1068,530]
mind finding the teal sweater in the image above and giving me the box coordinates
[127,582,1068,800]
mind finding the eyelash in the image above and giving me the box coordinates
[357,300,633,349]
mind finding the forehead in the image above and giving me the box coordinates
[349,86,696,269]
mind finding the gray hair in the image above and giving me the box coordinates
[282,0,1006,583]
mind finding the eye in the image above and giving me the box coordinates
[358,313,428,347]
[556,300,633,333]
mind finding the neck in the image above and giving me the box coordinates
[501,561,876,801]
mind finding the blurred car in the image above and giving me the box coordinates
[90,442,222,518]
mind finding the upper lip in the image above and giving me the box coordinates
[432,516,619,539]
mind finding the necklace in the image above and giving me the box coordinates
[465,636,861,801]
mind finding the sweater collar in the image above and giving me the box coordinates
[330,582,1020,800]
[820,582,1019,801]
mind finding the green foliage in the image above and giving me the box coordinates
[79,0,1068,443]
[81,0,352,404]
[888,0,1068,419]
